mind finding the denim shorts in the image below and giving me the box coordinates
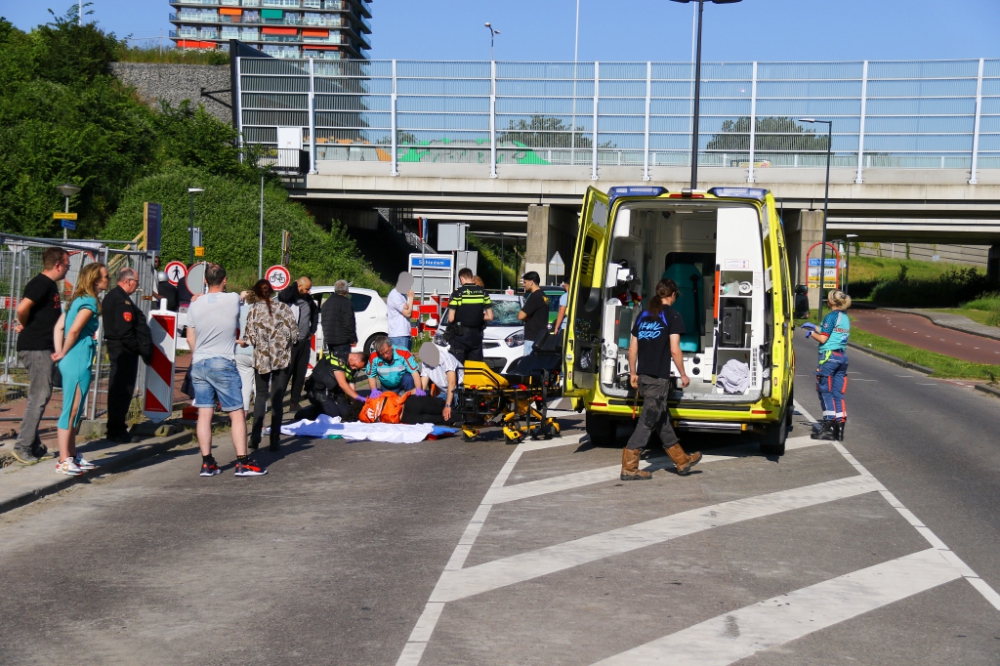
[191,357,245,412]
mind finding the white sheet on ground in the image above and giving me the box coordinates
[276,415,435,444]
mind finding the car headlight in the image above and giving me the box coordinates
[505,331,524,347]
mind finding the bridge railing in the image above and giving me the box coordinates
[235,57,1000,184]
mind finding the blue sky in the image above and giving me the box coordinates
[3,0,999,62]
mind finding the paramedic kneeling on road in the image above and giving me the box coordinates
[366,336,423,396]
[620,279,702,480]
[802,289,851,441]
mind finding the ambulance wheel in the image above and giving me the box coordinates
[759,419,787,457]
[585,412,617,447]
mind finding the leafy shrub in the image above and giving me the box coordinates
[103,166,387,293]
[868,266,990,308]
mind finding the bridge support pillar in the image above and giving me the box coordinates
[786,209,826,313]
[525,204,577,285]
[988,245,1000,284]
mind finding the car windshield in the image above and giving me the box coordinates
[488,299,522,326]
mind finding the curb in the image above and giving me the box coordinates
[880,307,1000,343]
[974,384,1000,400]
[0,430,193,516]
[846,341,935,375]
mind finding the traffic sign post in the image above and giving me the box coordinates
[266,265,291,291]
[548,251,566,283]
[164,261,187,286]
[186,262,208,296]
[54,212,78,231]
[194,246,205,257]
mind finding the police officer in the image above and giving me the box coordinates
[103,267,153,443]
[445,267,493,364]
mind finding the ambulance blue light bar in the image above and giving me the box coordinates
[608,186,667,204]
[707,187,769,200]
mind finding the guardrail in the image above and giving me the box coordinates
[236,57,1000,184]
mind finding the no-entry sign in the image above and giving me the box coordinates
[266,265,291,291]
[164,261,187,286]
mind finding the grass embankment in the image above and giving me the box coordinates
[847,255,974,285]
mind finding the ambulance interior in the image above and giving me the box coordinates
[601,203,767,401]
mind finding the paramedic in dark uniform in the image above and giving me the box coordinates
[445,267,493,364]
[619,278,702,480]
[103,267,153,443]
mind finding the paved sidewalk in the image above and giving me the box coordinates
[885,308,1000,342]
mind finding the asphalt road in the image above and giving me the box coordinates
[851,308,1000,363]
[1,337,999,665]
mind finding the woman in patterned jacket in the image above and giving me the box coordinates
[244,279,299,452]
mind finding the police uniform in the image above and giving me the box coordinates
[305,354,354,419]
[446,283,492,364]
[102,285,153,439]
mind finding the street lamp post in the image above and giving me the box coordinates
[484,23,500,62]
[259,171,266,279]
[56,183,81,241]
[798,118,833,321]
[845,233,858,295]
[669,0,742,190]
[187,187,204,266]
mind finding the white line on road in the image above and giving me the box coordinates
[794,400,1000,611]
[430,474,879,603]
[589,548,961,666]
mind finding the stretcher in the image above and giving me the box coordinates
[455,339,562,444]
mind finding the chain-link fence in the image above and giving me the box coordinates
[0,234,157,426]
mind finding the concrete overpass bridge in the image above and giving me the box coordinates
[235,53,1000,280]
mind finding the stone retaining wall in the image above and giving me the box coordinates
[110,62,232,124]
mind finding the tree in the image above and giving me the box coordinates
[706,117,830,153]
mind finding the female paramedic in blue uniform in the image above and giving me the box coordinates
[801,289,851,441]
[620,278,703,481]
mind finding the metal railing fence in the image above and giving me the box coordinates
[0,236,157,425]
[236,57,1000,184]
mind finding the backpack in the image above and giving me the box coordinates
[359,391,409,424]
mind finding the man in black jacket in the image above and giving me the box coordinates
[278,275,318,409]
[321,279,357,363]
[103,267,153,443]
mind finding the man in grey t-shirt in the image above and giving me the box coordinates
[186,264,266,478]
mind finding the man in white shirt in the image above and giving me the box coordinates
[186,264,266,478]
[387,271,415,351]
[417,342,461,422]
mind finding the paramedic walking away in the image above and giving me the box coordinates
[803,290,851,441]
[51,263,110,476]
[245,280,299,452]
[620,279,702,480]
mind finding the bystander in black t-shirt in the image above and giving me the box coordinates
[630,305,685,380]
[16,274,61,352]
[521,289,550,343]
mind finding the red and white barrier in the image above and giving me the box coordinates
[144,302,177,423]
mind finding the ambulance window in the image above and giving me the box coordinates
[779,245,792,318]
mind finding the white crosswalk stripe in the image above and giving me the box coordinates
[396,408,1000,665]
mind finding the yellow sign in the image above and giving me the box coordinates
[194,246,205,257]
[53,212,78,220]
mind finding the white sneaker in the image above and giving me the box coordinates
[73,455,97,470]
[56,459,83,476]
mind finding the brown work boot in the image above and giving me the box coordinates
[620,447,652,481]
[665,444,702,476]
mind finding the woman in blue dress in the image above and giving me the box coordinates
[51,262,109,476]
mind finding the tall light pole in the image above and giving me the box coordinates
[259,171,266,279]
[187,187,204,267]
[798,118,833,321]
[56,183,81,241]
[484,22,500,62]
[669,0,742,189]
[572,1,580,166]
[845,233,858,295]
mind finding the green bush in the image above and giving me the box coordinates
[103,166,388,293]
[868,266,990,307]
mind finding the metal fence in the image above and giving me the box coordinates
[236,57,1000,183]
[0,236,157,425]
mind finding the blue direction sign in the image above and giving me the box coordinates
[61,219,76,231]
[808,258,838,267]
[411,256,452,269]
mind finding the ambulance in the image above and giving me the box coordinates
[563,186,795,455]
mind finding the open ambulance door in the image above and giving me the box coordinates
[563,187,610,397]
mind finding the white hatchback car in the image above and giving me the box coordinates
[311,286,389,361]
[482,293,525,374]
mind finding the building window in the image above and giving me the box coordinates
[241,28,260,40]
[221,26,240,39]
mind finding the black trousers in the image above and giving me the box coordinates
[106,344,139,436]
[400,395,452,426]
[449,329,484,364]
[287,338,311,404]
[625,375,679,451]
[253,367,290,444]
[327,343,351,364]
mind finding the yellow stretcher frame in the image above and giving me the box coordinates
[456,361,561,444]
